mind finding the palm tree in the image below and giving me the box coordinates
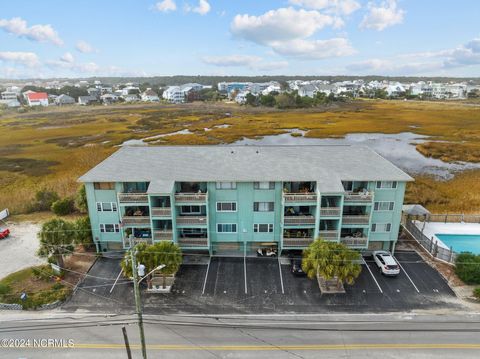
[302,238,362,289]
[37,218,75,268]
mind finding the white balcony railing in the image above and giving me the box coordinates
[343,193,373,203]
[318,230,339,239]
[340,237,368,247]
[151,207,172,217]
[342,215,370,225]
[319,207,341,217]
[118,193,148,203]
[122,216,150,226]
[284,215,316,225]
[175,193,207,203]
[283,193,317,202]
[283,237,314,247]
[176,216,207,225]
[177,237,208,247]
[153,230,173,241]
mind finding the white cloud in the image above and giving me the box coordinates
[60,52,75,63]
[202,54,289,71]
[155,0,177,13]
[360,0,405,31]
[289,0,361,15]
[231,7,352,60]
[0,51,39,67]
[75,40,95,53]
[0,17,63,45]
[186,0,211,15]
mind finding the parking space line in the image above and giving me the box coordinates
[109,268,123,294]
[244,256,248,294]
[362,258,383,294]
[201,257,211,295]
[394,257,420,293]
[278,258,285,294]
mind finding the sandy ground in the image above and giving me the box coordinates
[0,221,44,279]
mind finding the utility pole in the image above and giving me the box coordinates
[129,235,148,359]
[122,326,132,359]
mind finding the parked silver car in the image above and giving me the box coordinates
[372,251,400,276]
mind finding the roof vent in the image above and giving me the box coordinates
[256,150,259,154]
[231,150,234,154]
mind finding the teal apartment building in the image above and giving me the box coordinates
[79,145,413,255]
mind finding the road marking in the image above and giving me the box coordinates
[278,258,285,294]
[244,255,248,294]
[201,257,211,295]
[16,343,480,351]
[363,258,383,294]
[109,269,123,294]
[394,257,420,293]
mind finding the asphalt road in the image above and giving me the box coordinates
[1,313,480,358]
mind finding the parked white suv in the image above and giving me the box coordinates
[372,251,400,276]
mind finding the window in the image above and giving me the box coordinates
[216,202,237,212]
[96,202,118,212]
[100,223,120,233]
[253,202,274,212]
[217,223,237,233]
[254,182,275,190]
[374,201,394,211]
[180,205,201,214]
[371,223,391,232]
[94,182,115,190]
[254,223,274,233]
[342,181,353,191]
[216,182,236,190]
[376,181,397,189]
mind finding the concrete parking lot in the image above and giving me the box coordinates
[63,250,459,314]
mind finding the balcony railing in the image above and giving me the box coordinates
[118,193,148,204]
[177,237,208,247]
[122,216,150,226]
[320,207,341,217]
[318,230,339,239]
[340,237,368,247]
[343,193,373,203]
[176,216,208,225]
[153,230,173,241]
[342,215,370,225]
[151,207,172,217]
[284,215,316,225]
[283,237,314,247]
[283,193,317,203]
[175,193,207,203]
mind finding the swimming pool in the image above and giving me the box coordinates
[435,234,480,254]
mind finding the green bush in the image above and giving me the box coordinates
[32,265,56,280]
[26,188,60,212]
[455,253,480,285]
[75,185,88,213]
[74,216,93,248]
[0,283,11,295]
[51,197,75,216]
[474,288,480,300]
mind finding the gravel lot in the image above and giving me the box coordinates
[0,221,44,279]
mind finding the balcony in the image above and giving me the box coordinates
[176,216,208,225]
[283,193,317,203]
[151,207,172,217]
[320,207,341,217]
[343,193,373,203]
[284,215,316,226]
[318,230,339,240]
[118,193,148,204]
[177,237,208,247]
[122,216,150,226]
[283,237,314,247]
[340,237,368,247]
[342,215,370,225]
[175,193,207,203]
[153,230,173,241]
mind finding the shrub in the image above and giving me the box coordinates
[51,197,75,216]
[31,189,59,212]
[0,283,11,295]
[74,216,94,248]
[75,185,88,213]
[455,253,480,285]
[474,288,480,300]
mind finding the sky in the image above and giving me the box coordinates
[0,0,479,78]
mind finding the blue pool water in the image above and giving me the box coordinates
[435,234,480,254]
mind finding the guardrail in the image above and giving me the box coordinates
[413,213,480,224]
[318,230,338,239]
[284,216,316,225]
[153,230,173,241]
[283,193,317,202]
[320,207,341,216]
[177,238,208,247]
[118,193,149,203]
[342,215,370,225]
[344,193,373,202]
[151,207,172,217]
[283,238,314,247]
[175,193,207,203]
[340,237,368,247]
[122,216,150,226]
[176,216,208,225]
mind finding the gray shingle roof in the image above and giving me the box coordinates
[78,145,413,183]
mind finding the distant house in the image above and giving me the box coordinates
[141,89,159,102]
[1,90,18,101]
[78,95,98,105]
[87,88,101,98]
[26,92,49,107]
[22,90,36,101]
[100,94,119,104]
[298,84,317,98]
[122,94,139,102]
[162,86,185,103]
[55,94,75,106]
[0,99,21,108]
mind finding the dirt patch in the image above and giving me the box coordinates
[0,157,58,176]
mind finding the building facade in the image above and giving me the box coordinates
[79,146,413,255]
